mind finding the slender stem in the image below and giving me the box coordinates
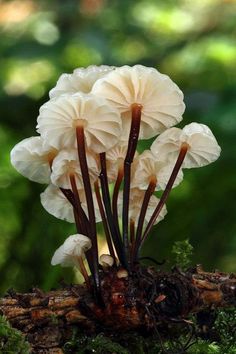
[130,219,135,262]
[60,187,90,235]
[73,208,82,233]
[69,175,94,275]
[77,256,90,290]
[69,174,87,234]
[76,126,100,295]
[122,104,142,267]
[112,167,123,237]
[132,177,157,264]
[141,144,188,245]
[99,153,125,265]
[94,180,116,260]
[60,188,75,207]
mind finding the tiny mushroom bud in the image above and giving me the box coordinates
[49,65,115,98]
[51,234,92,267]
[10,136,58,184]
[99,254,114,268]
[151,123,221,169]
[117,269,129,279]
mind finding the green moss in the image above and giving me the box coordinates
[172,239,194,270]
[0,316,30,354]
[63,309,236,354]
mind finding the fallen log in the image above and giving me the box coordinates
[0,265,235,353]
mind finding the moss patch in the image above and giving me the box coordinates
[0,316,30,354]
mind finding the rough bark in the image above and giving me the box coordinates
[0,265,235,353]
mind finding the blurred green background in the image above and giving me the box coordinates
[0,0,236,294]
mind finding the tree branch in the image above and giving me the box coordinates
[0,266,235,353]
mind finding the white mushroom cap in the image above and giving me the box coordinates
[41,184,102,223]
[37,93,122,153]
[131,150,183,190]
[51,148,99,189]
[105,140,138,181]
[49,65,115,98]
[99,254,114,268]
[51,234,92,267]
[40,184,74,223]
[118,188,167,226]
[151,123,221,168]
[92,64,185,139]
[10,136,57,184]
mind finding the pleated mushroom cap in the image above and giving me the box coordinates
[10,136,58,184]
[51,234,92,267]
[41,184,102,223]
[37,93,122,153]
[51,148,99,189]
[118,188,167,226]
[92,65,185,139]
[132,150,183,190]
[49,65,115,98]
[151,123,221,168]
[40,184,74,223]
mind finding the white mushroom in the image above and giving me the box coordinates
[51,234,92,267]
[92,64,185,140]
[151,123,221,168]
[41,184,102,223]
[51,148,99,189]
[37,93,122,153]
[51,234,92,287]
[131,150,183,190]
[49,65,115,98]
[118,188,167,226]
[99,254,114,268]
[10,136,57,184]
[40,184,74,223]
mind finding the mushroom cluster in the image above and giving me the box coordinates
[10,64,221,295]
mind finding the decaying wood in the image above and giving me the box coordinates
[0,265,235,353]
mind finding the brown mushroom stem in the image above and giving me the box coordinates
[112,167,124,237]
[142,144,188,245]
[132,177,157,265]
[130,219,136,260]
[77,256,91,290]
[94,180,116,260]
[122,104,142,267]
[69,174,94,276]
[99,153,125,265]
[76,126,100,297]
[69,174,87,234]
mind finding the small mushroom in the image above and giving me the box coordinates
[51,234,92,288]
[99,254,114,269]
[117,269,129,279]
[151,123,221,169]
[10,136,57,184]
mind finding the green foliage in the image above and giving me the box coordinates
[63,333,129,354]
[172,239,193,269]
[214,308,236,350]
[0,316,30,354]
